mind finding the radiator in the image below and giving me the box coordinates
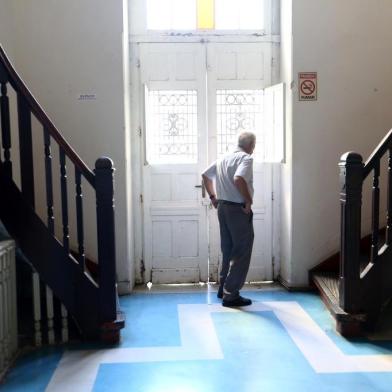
[0,240,17,379]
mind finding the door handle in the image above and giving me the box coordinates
[195,183,206,198]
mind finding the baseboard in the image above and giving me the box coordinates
[117,280,133,295]
[277,275,314,292]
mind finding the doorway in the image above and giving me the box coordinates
[135,41,283,284]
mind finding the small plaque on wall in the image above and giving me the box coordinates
[299,72,317,101]
[78,94,97,101]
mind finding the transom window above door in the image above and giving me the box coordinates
[146,0,265,31]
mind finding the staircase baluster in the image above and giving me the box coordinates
[0,252,5,371]
[59,148,70,342]
[45,286,55,344]
[387,149,392,246]
[17,93,35,207]
[370,162,380,263]
[32,271,42,346]
[61,304,69,343]
[43,128,55,344]
[44,128,55,234]
[0,242,17,372]
[4,253,11,365]
[75,168,85,271]
[10,246,17,356]
[0,82,12,177]
[59,148,70,252]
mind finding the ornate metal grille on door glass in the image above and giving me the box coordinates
[217,89,264,160]
[146,90,198,164]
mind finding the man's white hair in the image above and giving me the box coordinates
[238,131,256,149]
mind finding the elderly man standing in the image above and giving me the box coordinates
[202,132,255,307]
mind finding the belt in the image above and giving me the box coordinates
[218,200,245,207]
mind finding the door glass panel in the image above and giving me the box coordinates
[146,90,198,164]
[216,89,264,161]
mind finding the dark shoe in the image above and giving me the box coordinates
[217,286,223,299]
[222,296,252,307]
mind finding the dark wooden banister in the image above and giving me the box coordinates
[363,129,392,178]
[0,46,94,185]
[339,129,392,315]
[0,44,122,339]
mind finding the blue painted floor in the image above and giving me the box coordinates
[2,289,392,391]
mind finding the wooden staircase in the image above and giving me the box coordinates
[310,132,392,336]
[0,45,124,342]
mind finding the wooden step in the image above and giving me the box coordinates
[311,272,367,336]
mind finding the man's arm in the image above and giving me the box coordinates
[234,176,252,214]
[202,174,218,208]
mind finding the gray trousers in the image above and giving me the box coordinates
[217,202,254,301]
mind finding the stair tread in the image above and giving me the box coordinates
[313,271,339,303]
[312,271,347,316]
[312,271,367,320]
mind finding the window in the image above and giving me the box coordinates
[147,0,265,31]
[217,85,284,163]
[145,90,198,164]
[216,89,264,160]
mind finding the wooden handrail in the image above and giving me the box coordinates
[363,129,392,178]
[0,45,95,185]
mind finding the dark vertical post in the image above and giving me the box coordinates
[17,93,35,207]
[75,167,85,271]
[370,162,380,263]
[339,152,363,313]
[0,79,12,178]
[95,157,116,322]
[43,128,54,234]
[386,149,392,246]
[59,148,70,253]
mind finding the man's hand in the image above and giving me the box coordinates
[242,201,252,215]
[211,196,219,209]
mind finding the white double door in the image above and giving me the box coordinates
[139,42,279,284]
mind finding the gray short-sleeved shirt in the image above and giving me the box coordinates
[202,149,254,203]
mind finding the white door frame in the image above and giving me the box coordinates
[129,36,281,285]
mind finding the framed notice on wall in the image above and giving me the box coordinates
[298,72,317,101]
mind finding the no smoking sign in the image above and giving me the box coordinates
[299,72,317,101]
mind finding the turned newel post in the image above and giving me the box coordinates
[95,157,117,323]
[339,152,363,313]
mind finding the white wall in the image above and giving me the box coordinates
[280,0,293,285]
[5,0,392,290]
[0,1,134,292]
[282,0,392,286]
[0,2,16,59]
